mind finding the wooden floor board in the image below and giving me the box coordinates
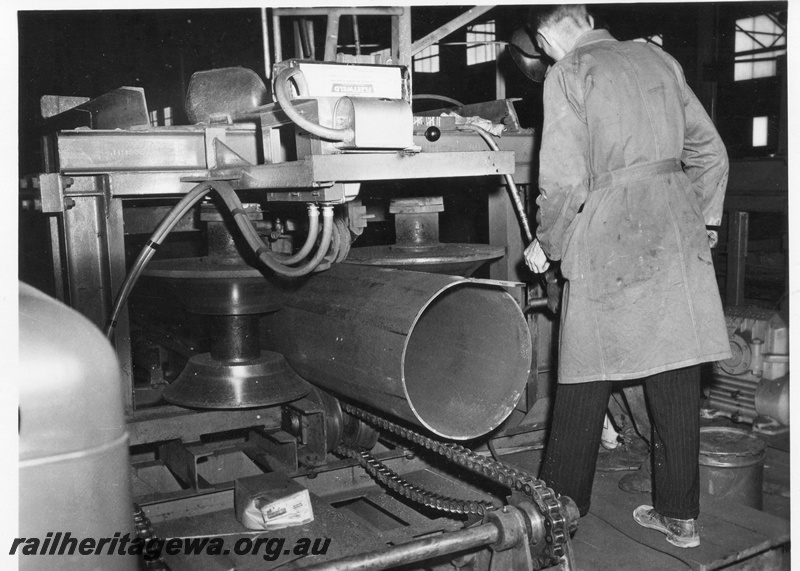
[573,513,691,570]
[576,469,790,571]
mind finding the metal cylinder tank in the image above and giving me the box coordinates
[18,283,137,570]
[261,265,532,440]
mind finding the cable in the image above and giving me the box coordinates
[211,181,335,277]
[459,123,562,314]
[457,124,533,242]
[412,94,465,108]
[104,182,213,340]
[105,182,336,341]
[274,67,354,143]
[313,212,342,273]
[276,204,320,265]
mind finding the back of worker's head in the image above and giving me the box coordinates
[531,4,592,33]
[528,5,594,62]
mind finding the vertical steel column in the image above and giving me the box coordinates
[47,216,67,302]
[726,211,749,306]
[61,188,133,411]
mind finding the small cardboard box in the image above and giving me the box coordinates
[235,472,314,531]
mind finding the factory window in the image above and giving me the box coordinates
[633,34,663,47]
[149,107,173,127]
[734,13,786,81]
[413,44,440,74]
[752,116,768,147]
[466,21,497,65]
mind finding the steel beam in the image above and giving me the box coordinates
[127,406,282,446]
[223,150,514,190]
[55,127,258,173]
[274,7,404,17]
[410,6,494,57]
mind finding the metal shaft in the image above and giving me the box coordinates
[210,314,261,362]
[302,523,499,570]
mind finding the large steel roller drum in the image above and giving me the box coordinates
[261,264,532,440]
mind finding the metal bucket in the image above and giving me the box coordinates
[261,264,531,440]
[699,426,766,509]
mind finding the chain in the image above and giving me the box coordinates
[335,445,496,516]
[341,403,569,567]
[133,503,169,570]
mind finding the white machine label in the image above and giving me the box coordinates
[299,62,403,99]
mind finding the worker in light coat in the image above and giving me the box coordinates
[524,5,731,549]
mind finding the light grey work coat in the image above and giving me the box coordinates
[536,29,732,384]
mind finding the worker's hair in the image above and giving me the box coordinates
[530,4,592,32]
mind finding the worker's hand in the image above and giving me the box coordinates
[707,229,719,249]
[524,239,550,273]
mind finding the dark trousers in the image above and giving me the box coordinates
[538,365,701,520]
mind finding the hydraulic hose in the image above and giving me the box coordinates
[105,181,336,341]
[411,94,465,108]
[104,181,214,339]
[313,212,343,273]
[459,124,560,312]
[274,67,354,143]
[211,181,335,277]
[276,203,321,265]
[457,124,533,242]
[255,207,335,277]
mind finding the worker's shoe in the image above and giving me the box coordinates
[633,505,699,548]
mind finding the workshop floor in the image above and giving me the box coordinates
[501,421,791,570]
[148,421,790,570]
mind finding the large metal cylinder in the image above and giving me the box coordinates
[261,265,531,440]
[18,283,137,570]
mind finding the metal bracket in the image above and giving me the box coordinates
[34,173,72,213]
[283,398,327,467]
[252,429,300,471]
[159,440,213,490]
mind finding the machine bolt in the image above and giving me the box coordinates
[64,197,76,209]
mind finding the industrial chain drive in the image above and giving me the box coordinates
[335,445,497,516]
[339,402,570,568]
[133,503,168,570]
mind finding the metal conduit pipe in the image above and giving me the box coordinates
[261,264,532,440]
[302,522,499,571]
[274,67,354,143]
